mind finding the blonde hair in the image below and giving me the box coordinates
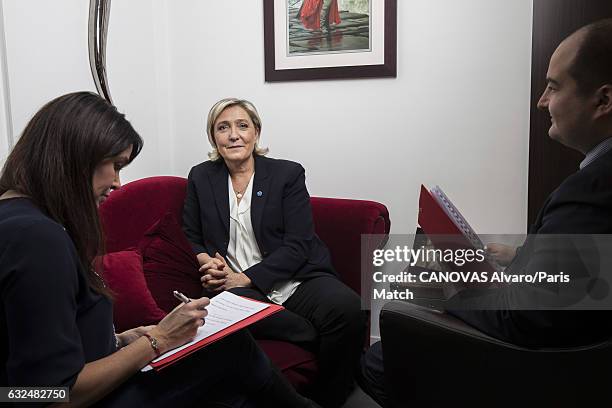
[206,97,269,161]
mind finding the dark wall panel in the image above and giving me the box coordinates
[528,0,612,226]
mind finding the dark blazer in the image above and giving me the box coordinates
[183,155,337,294]
[448,147,612,347]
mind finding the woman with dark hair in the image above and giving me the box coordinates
[0,92,318,407]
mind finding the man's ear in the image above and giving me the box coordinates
[594,84,612,118]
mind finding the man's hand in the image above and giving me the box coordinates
[485,243,518,267]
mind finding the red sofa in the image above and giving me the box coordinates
[99,176,390,390]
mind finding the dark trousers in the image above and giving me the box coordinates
[358,341,389,408]
[229,275,367,408]
[99,330,296,408]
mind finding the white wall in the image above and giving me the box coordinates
[105,0,175,181]
[0,0,171,181]
[2,0,93,138]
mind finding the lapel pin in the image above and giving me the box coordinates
[257,191,263,197]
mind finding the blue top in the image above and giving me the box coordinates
[0,198,115,388]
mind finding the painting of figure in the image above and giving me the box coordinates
[297,0,342,30]
[288,0,371,55]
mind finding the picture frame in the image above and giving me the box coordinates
[264,0,397,81]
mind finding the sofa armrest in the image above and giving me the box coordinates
[311,197,390,294]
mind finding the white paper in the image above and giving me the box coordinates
[141,291,269,372]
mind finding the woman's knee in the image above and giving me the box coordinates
[321,286,367,333]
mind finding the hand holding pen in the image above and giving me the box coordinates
[146,292,210,354]
[174,290,208,311]
[173,290,191,304]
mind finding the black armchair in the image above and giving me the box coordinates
[379,300,612,408]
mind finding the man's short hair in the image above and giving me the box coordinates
[569,18,612,94]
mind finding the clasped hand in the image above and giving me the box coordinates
[197,252,251,291]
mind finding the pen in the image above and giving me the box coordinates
[173,290,191,304]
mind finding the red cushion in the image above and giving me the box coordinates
[98,250,166,332]
[99,176,188,253]
[137,212,202,313]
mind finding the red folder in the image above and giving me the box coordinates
[148,299,284,371]
[418,184,496,273]
[418,185,465,236]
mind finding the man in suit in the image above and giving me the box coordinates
[360,18,612,406]
[448,17,612,346]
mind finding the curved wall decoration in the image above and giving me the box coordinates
[88,0,113,104]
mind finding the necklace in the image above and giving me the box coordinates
[231,171,253,200]
[233,183,248,199]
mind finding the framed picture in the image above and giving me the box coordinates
[264,0,397,81]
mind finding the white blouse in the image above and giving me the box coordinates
[226,174,301,305]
